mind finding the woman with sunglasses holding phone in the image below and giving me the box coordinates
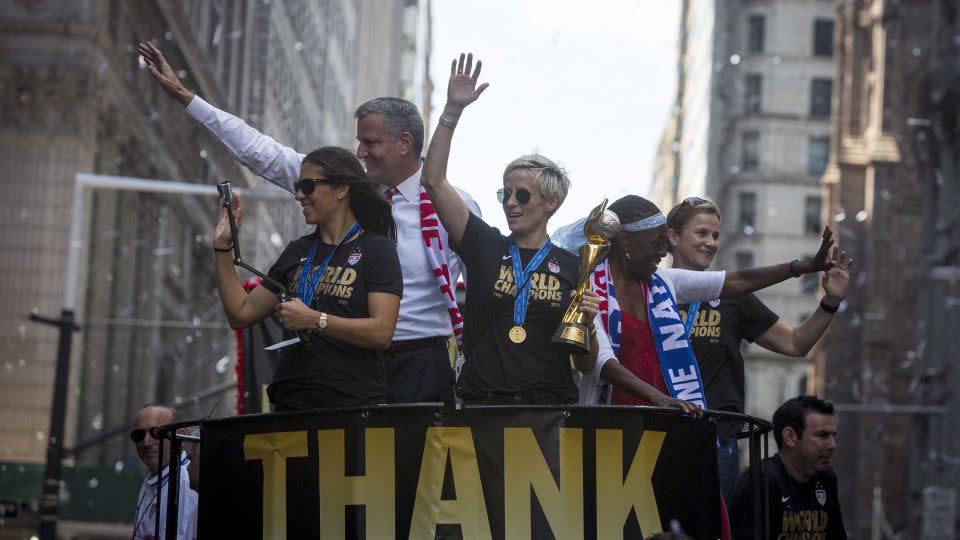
[419,53,603,404]
[214,146,402,410]
[665,197,852,500]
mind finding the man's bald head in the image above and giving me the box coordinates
[131,405,178,475]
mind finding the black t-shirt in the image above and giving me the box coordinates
[729,454,847,540]
[261,230,402,410]
[678,294,778,414]
[452,213,580,403]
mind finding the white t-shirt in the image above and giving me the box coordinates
[578,267,726,404]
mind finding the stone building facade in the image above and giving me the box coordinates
[820,0,959,536]
[0,0,427,533]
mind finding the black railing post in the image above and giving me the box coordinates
[164,435,184,540]
[32,309,81,540]
[748,421,766,540]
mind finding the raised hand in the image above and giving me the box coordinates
[821,247,853,305]
[809,226,838,272]
[214,194,242,250]
[137,42,194,106]
[446,52,489,115]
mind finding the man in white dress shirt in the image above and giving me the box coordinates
[139,42,480,404]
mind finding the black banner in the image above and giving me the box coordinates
[199,405,721,539]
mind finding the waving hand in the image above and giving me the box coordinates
[137,42,194,106]
[446,53,490,116]
[420,52,490,247]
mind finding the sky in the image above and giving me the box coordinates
[430,0,681,233]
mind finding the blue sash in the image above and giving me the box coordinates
[605,271,622,358]
[647,272,708,410]
[297,221,361,307]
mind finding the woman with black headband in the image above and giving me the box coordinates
[213,146,402,410]
[419,53,603,404]
[560,196,843,416]
[665,196,852,500]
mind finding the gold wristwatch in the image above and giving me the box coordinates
[315,312,328,332]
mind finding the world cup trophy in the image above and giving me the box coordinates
[552,199,620,353]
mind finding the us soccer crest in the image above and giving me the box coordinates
[816,488,827,506]
[548,260,560,273]
[347,251,362,266]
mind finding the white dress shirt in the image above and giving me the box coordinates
[132,452,198,540]
[186,95,481,340]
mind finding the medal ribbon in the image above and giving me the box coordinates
[684,301,701,338]
[508,237,553,328]
[297,221,361,307]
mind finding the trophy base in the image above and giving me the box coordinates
[551,323,590,354]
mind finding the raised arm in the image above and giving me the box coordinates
[754,251,854,356]
[420,52,489,245]
[138,42,303,192]
[213,195,279,328]
[138,41,195,106]
[721,226,840,298]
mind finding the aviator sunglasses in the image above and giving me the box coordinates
[496,187,532,205]
[129,428,150,443]
[680,196,709,207]
[294,177,346,195]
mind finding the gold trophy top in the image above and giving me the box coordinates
[551,199,621,353]
[582,199,621,244]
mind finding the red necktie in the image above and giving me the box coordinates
[383,187,399,202]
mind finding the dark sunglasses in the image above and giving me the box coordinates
[294,178,345,195]
[681,196,709,207]
[497,187,532,205]
[130,428,149,443]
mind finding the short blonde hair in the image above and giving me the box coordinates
[503,153,570,215]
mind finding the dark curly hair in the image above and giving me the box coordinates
[301,147,396,239]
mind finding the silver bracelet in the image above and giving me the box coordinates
[438,114,458,130]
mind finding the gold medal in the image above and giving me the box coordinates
[508,325,527,344]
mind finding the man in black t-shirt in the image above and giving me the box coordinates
[729,395,847,539]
